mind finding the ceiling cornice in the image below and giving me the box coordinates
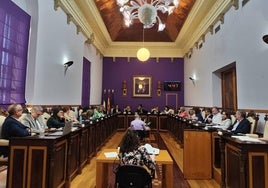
[56,0,236,58]
[181,0,235,55]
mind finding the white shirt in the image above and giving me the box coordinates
[212,113,222,124]
[232,120,240,131]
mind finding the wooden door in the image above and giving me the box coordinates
[222,68,237,111]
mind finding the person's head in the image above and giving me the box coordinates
[221,110,231,120]
[188,109,195,116]
[51,107,64,118]
[193,107,201,114]
[235,110,246,121]
[137,104,143,110]
[63,106,70,113]
[164,106,170,111]
[7,104,23,119]
[212,107,219,115]
[180,107,185,112]
[119,129,140,154]
[205,108,212,115]
[31,106,43,119]
[134,114,140,119]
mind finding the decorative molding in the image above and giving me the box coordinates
[127,57,130,62]
[232,0,239,10]
[67,14,72,25]
[171,58,174,63]
[76,25,81,35]
[201,34,206,43]
[195,42,198,49]
[156,57,159,63]
[85,33,95,44]
[54,0,60,11]
[219,13,225,24]
[209,25,214,35]
[112,57,116,62]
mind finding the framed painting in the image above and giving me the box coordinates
[132,75,152,97]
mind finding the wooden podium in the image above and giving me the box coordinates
[183,129,212,179]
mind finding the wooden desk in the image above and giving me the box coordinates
[220,136,268,188]
[96,149,174,188]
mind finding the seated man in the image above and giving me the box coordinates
[20,105,47,134]
[130,114,150,131]
[227,110,251,134]
[1,104,30,157]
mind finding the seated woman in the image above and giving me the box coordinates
[118,129,156,174]
[178,107,188,119]
[47,107,65,129]
[220,110,232,130]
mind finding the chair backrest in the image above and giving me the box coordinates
[135,130,146,141]
[0,116,6,139]
[231,115,236,125]
[115,165,152,188]
[247,117,256,134]
[263,121,268,139]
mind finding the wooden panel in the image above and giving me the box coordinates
[80,128,89,167]
[8,146,27,188]
[50,140,67,188]
[27,146,47,188]
[183,130,212,179]
[147,115,158,130]
[159,115,168,131]
[248,152,268,188]
[226,144,242,188]
[67,133,80,182]
[116,115,126,130]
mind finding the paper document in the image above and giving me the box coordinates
[232,136,265,143]
[143,144,160,155]
[104,152,118,158]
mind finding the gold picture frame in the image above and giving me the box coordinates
[132,75,152,97]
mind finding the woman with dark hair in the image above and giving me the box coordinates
[47,107,65,128]
[118,129,156,173]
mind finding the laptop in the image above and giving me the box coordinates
[47,121,73,136]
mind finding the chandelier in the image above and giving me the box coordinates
[117,0,179,31]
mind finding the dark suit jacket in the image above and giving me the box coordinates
[228,118,251,134]
[2,116,30,139]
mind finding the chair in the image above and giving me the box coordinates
[114,165,153,188]
[0,117,9,166]
[135,130,146,141]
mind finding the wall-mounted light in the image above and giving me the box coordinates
[189,77,195,86]
[263,35,268,44]
[64,61,73,75]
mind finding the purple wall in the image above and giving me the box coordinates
[102,57,184,112]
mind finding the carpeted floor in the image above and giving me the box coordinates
[109,132,190,188]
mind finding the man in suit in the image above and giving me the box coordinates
[228,110,251,134]
[1,104,30,157]
[21,105,47,134]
